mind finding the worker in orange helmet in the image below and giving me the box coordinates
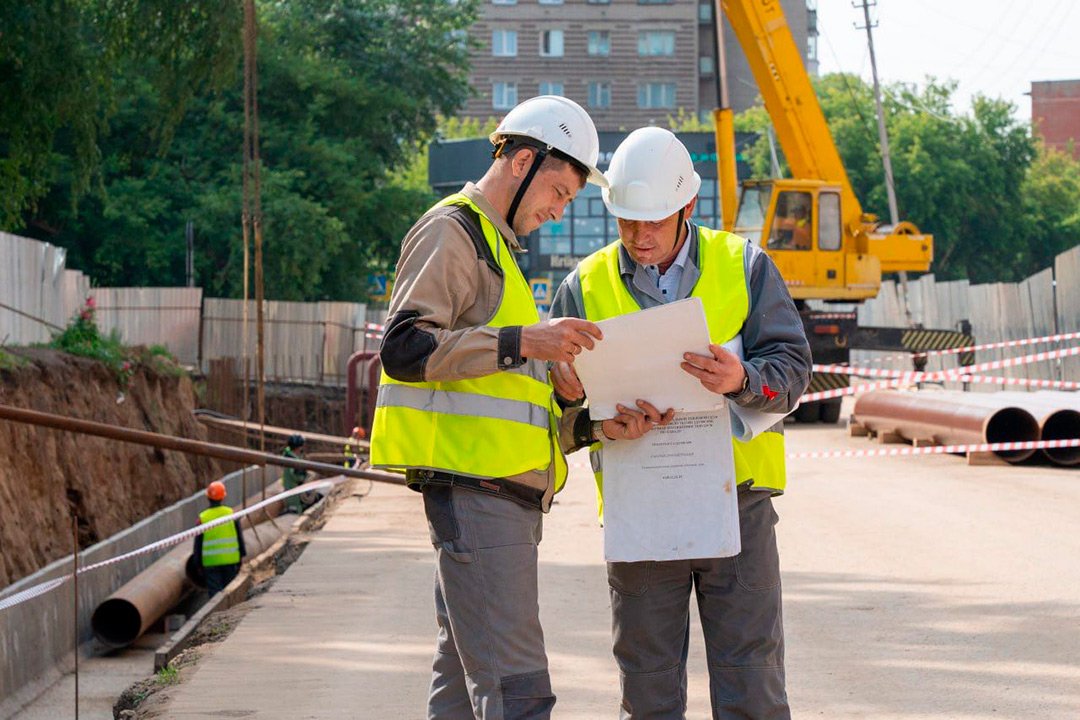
[194,481,247,597]
[343,425,365,469]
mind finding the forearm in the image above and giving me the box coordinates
[729,252,812,413]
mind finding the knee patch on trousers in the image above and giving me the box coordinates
[501,669,555,719]
[620,664,684,717]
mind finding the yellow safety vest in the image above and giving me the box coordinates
[370,194,568,491]
[576,227,787,518]
[199,505,241,567]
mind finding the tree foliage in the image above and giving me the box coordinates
[9,0,477,301]
[732,74,1080,283]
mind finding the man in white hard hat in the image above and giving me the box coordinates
[551,127,811,719]
[370,96,606,719]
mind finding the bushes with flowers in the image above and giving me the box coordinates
[49,297,183,386]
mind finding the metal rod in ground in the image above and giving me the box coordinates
[0,404,404,485]
[72,514,79,720]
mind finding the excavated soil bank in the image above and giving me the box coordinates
[0,348,222,587]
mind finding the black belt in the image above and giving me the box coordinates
[406,469,545,510]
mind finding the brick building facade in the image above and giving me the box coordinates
[461,0,816,131]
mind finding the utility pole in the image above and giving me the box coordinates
[855,0,912,323]
[185,220,195,287]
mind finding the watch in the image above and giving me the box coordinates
[591,419,610,442]
[726,373,750,398]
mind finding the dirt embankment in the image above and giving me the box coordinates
[0,349,221,587]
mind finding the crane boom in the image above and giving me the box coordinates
[720,0,863,231]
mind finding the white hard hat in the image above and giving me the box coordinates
[491,95,607,188]
[602,127,702,221]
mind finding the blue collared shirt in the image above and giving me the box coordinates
[642,222,692,303]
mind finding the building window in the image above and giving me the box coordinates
[587,0,611,4]
[700,56,713,76]
[588,81,611,109]
[587,30,611,56]
[699,2,712,22]
[492,0,517,4]
[492,30,517,57]
[638,30,675,57]
[540,29,564,57]
[493,82,518,110]
[539,81,564,96]
[637,82,676,109]
[538,0,563,4]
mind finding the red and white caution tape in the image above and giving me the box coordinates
[788,437,1080,460]
[838,330,1080,366]
[0,479,341,613]
[364,322,385,341]
[803,345,1080,402]
[806,312,857,321]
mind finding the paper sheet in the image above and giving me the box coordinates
[603,410,741,562]
[574,297,722,419]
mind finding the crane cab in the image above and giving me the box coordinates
[733,178,886,301]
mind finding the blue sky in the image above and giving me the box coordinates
[814,0,1080,121]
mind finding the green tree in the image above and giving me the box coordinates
[0,0,241,227]
[1020,142,1080,271]
[15,0,478,302]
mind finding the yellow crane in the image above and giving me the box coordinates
[711,0,970,421]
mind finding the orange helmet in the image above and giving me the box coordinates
[351,426,366,439]
[206,481,227,502]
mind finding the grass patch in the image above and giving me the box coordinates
[0,349,27,372]
[155,665,180,686]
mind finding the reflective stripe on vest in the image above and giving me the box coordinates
[370,193,568,490]
[577,227,787,519]
[199,505,240,567]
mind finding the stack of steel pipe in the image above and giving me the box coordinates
[852,390,1041,463]
[944,391,1080,467]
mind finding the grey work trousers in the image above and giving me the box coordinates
[422,485,555,720]
[608,489,789,720]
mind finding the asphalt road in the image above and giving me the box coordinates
[131,421,1080,718]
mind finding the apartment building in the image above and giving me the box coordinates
[461,0,816,131]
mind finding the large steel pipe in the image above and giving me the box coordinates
[994,392,1080,467]
[853,391,1041,463]
[91,543,192,649]
[926,391,1080,467]
[91,516,292,648]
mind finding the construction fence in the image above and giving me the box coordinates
[3,230,1079,385]
[1,232,382,385]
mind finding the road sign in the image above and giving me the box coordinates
[368,274,390,301]
[529,278,551,305]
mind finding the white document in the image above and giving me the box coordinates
[574,297,722,419]
[603,410,741,563]
[721,335,797,441]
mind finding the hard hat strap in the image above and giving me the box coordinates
[507,145,549,230]
[674,207,686,250]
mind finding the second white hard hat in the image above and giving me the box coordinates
[603,127,702,221]
[491,95,608,187]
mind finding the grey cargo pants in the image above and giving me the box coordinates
[422,485,555,720]
[608,489,789,720]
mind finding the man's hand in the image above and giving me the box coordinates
[520,317,603,364]
[681,344,747,395]
[600,400,675,441]
[550,361,584,402]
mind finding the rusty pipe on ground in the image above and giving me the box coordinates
[853,391,1041,463]
[0,404,402,485]
[91,515,294,648]
[971,392,1080,467]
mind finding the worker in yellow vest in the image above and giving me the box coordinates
[550,127,811,720]
[194,481,247,597]
[370,95,607,720]
[343,426,364,469]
